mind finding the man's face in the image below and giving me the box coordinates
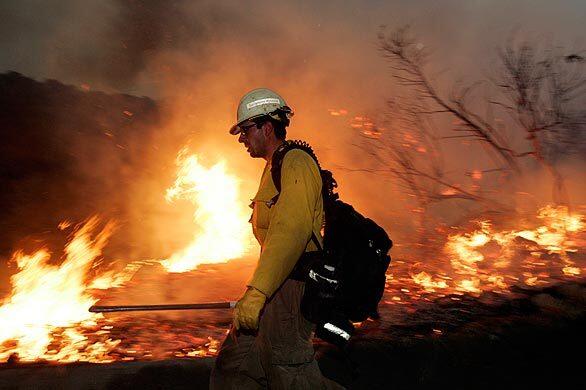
[238,122,267,158]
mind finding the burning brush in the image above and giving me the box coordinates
[0,142,584,364]
[0,150,252,363]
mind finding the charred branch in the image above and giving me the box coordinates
[378,26,520,173]
[375,26,585,206]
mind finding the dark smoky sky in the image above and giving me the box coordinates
[1,0,585,237]
[1,0,584,96]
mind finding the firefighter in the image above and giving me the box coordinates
[210,88,342,389]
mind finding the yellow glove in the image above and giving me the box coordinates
[233,287,267,331]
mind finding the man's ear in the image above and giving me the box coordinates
[261,121,274,138]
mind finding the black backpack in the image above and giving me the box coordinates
[271,140,392,346]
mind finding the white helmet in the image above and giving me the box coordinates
[229,88,293,135]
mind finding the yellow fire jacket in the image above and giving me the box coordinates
[248,148,324,298]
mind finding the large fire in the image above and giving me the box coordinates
[0,145,584,363]
[0,150,251,363]
[0,217,120,362]
[162,148,253,272]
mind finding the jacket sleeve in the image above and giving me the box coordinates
[247,149,322,297]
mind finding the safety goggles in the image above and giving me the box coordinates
[238,121,259,137]
[237,115,272,136]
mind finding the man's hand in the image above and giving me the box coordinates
[233,287,267,331]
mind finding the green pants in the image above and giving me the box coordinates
[209,279,343,389]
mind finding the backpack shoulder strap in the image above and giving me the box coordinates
[270,140,323,250]
[270,139,339,205]
[270,140,319,194]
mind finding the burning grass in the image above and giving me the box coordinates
[0,141,583,364]
[0,201,583,364]
[0,149,254,364]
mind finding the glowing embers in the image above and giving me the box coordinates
[396,205,584,302]
[0,217,121,362]
[350,116,383,138]
[411,271,449,292]
[438,205,584,294]
[327,108,348,116]
[175,336,220,358]
[161,148,253,273]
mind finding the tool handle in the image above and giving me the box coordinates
[89,301,237,313]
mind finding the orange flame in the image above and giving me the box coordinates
[161,148,253,273]
[0,217,122,362]
[409,205,584,295]
[0,146,259,362]
[411,271,449,292]
[422,205,584,294]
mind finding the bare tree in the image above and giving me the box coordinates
[495,42,586,203]
[377,26,520,173]
[352,108,512,243]
[372,26,585,208]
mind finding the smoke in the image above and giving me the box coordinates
[0,1,584,273]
